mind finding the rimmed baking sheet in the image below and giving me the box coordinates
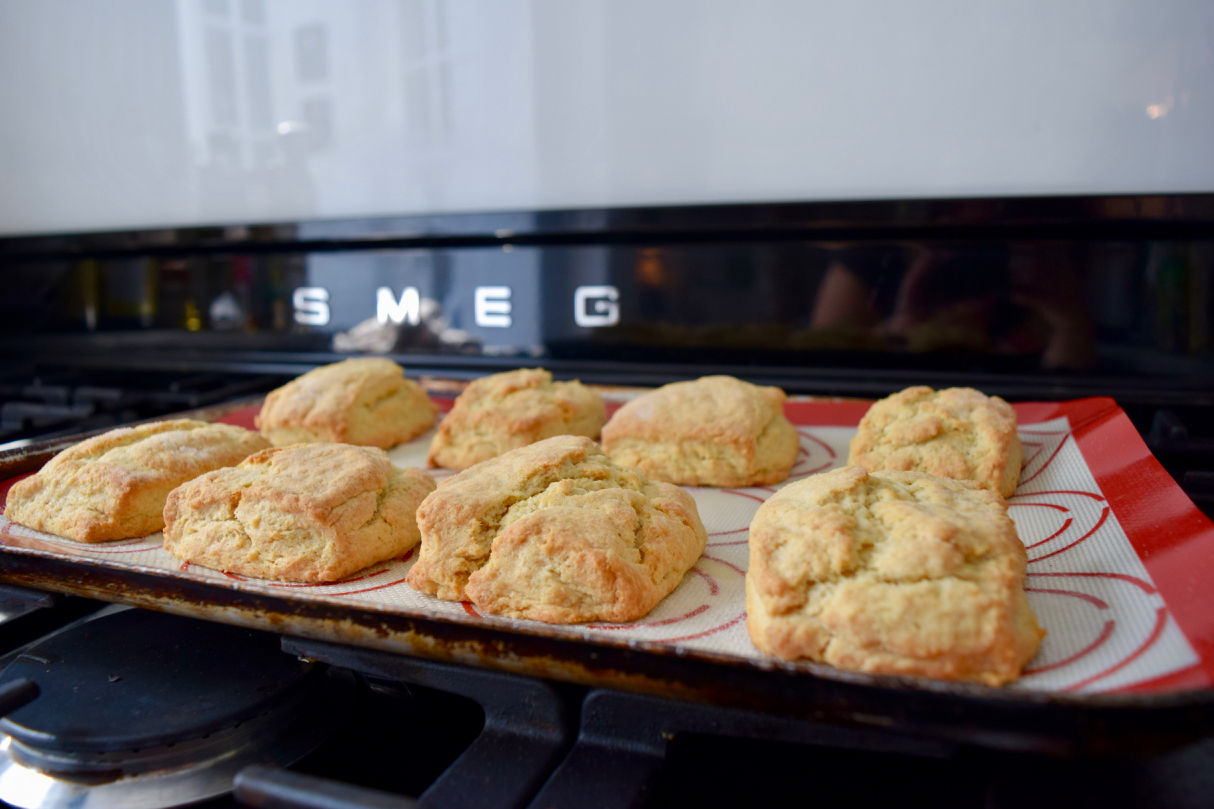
[2,395,1212,695]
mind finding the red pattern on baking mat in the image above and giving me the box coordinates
[783,462,834,481]
[1019,440,1072,486]
[1023,621,1116,676]
[720,489,767,505]
[1025,587,1110,610]
[700,555,745,577]
[1027,571,1156,595]
[1021,440,1045,468]
[1064,607,1171,692]
[709,526,750,537]
[589,604,713,631]
[690,566,720,595]
[336,574,414,597]
[663,612,748,643]
[797,430,838,459]
[1023,518,1074,548]
[71,542,165,555]
[778,431,838,481]
[1026,507,1111,563]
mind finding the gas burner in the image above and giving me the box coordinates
[0,609,351,809]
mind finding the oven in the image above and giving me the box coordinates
[0,193,1213,809]
[4,0,1214,802]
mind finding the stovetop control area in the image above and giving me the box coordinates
[0,592,1210,809]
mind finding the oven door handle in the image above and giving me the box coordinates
[234,765,419,809]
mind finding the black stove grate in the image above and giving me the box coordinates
[0,368,285,448]
[2,590,1214,808]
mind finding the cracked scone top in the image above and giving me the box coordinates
[256,358,437,449]
[406,435,708,624]
[4,419,269,543]
[848,386,1023,498]
[427,368,606,471]
[163,443,436,582]
[746,467,1043,686]
[600,375,799,487]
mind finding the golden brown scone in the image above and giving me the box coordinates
[427,368,606,471]
[746,467,1043,686]
[848,386,1023,498]
[407,435,707,624]
[255,358,436,449]
[163,443,435,582]
[600,375,798,487]
[4,420,269,543]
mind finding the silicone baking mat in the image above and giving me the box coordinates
[3,395,1213,694]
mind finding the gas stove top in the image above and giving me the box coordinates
[0,610,346,809]
[0,591,1212,809]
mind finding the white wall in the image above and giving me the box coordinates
[0,0,1211,236]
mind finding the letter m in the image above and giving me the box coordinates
[376,287,421,326]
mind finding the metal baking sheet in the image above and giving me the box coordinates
[2,389,1214,754]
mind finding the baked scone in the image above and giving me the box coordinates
[4,419,269,543]
[848,386,1023,498]
[427,368,606,471]
[746,467,1043,686]
[407,435,707,624]
[255,358,436,449]
[163,443,435,582]
[600,375,798,487]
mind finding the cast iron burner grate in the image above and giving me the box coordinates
[0,368,285,449]
[0,609,351,809]
[1,594,1214,808]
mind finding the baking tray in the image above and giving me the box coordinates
[2,387,1214,756]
